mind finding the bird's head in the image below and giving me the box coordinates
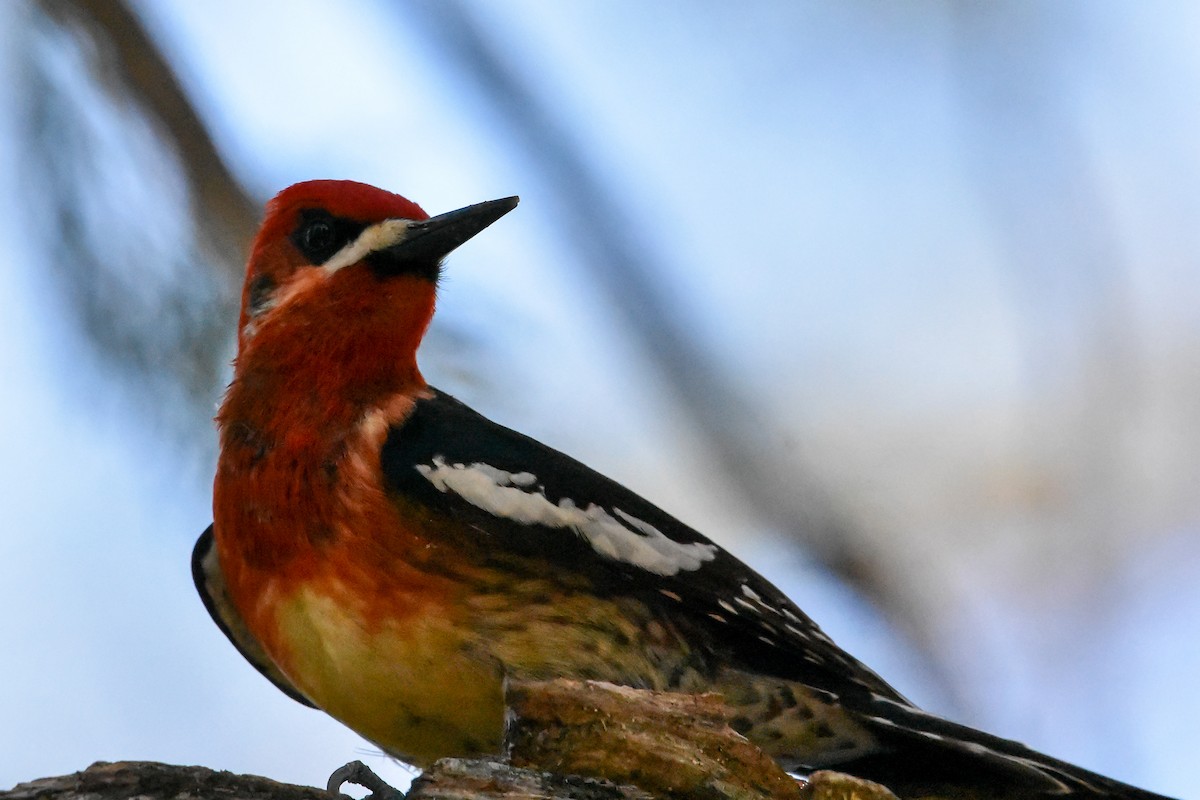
[232,180,517,391]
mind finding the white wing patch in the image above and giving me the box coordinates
[415,456,718,576]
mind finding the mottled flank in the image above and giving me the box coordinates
[714,670,878,768]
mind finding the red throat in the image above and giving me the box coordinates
[214,266,435,573]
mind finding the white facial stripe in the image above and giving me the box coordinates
[322,218,414,274]
[415,456,719,576]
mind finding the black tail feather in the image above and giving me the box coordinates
[836,705,1176,800]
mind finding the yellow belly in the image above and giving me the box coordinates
[261,573,708,767]
[270,585,505,765]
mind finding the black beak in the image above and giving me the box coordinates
[378,197,519,274]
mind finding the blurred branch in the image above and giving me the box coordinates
[399,0,940,674]
[948,3,1141,505]
[19,0,261,442]
[38,0,258,272]
[945,0,1144,738]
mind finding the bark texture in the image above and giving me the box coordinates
[2,681,896,800]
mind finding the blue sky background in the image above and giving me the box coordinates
[1,2,1198,798]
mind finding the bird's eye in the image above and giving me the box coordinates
[301,220,335,260]
[293,212,343,264]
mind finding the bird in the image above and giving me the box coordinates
[195,179,1175,800]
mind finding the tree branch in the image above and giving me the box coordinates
[2,681,897,800]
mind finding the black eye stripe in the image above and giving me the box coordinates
[291,209,367,265]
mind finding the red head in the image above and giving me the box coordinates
[240,181,430,339]
[230,180,517,396]
[214,181,515,581]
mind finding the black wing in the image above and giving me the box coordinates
[192,525,316,708]
[381,390,1182,799]
[381,387,906,706]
